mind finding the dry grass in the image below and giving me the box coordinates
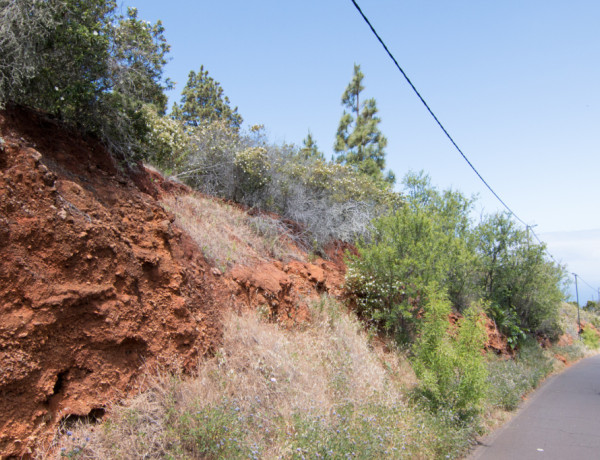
[161,193,304,271]
[40,297,445,459]
[198,295,416,418]
[37,302,600,458]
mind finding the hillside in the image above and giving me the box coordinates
[0,106,350,457]
[0,106,218,456]
[1,107,596,459]
[1,3,598,457]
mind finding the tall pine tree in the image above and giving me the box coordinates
[172,65,242,129]
[334,64,393,184]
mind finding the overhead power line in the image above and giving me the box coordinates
[579,275,596,292]
[349,0,527,228]
[349,0,597,289]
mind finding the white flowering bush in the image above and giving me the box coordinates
[173,120,241,196]
[234,146,270,201]
[142,105,189,172]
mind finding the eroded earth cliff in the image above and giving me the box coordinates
[0,107,224,457]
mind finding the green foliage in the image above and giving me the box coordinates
[233,146,270,201]
[411,290,488,419]
[346,171,566,345]
[110,7,172,113]
[172,65,242,129]
[0,0,171,161]
[345,173,477,340]
[476,213,566,341]
[487,303,527,350]
[1,0,116,118]
[142,105,189,173]
[514,338,554,388]
[171,402,249,458]
[581,326,600,349]
[1,0,56,103]
[585,300,599,313]
[288,402,479,459]
[334,64,393,184]
[486,339,553,411]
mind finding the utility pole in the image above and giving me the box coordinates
[573,273,581,337]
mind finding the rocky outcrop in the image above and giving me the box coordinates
[0,107,222,457]
[229,257,345,327]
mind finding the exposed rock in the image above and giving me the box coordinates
[0,107,222,457]
[228,255,346,327]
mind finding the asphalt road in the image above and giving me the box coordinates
[469,354,600,460]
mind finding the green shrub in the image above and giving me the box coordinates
[233,146,270,201]
[517,338,554,388]
[476,213,566,341]
[345,174,477,341]
[411,289,488,420]
[487,302,527,350]
[142,105,189,173]
[581,327,600,349]
[486,338,554,411]
[172,401,249,459]
[486,358,531,411]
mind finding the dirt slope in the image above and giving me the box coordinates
[0,107,223,457]
[0,106,508,458]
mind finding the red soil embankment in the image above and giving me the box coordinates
[0,107,222,457]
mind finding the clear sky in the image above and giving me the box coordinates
[123,0,599,302]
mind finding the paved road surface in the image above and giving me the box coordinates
[469,354,600,460]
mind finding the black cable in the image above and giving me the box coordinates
[579,276,596,292]
[531,231,560,265]
[349,0,528,228]
[350,0,596,288]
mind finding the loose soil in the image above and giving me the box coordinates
[0,107,224,457]
[0,107,350,458]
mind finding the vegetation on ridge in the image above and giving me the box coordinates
[0,0,171,160]
[2,2,598,458]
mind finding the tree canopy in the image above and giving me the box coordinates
[298,131,324,160]
[0,0,171,159]
[171,66,242,129]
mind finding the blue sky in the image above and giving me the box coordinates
[124,0,599,302]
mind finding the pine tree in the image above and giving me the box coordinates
[299,131,324,160]
[172,65,242,129]
[334,64,393,184]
